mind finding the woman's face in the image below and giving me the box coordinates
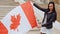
[49,4,53,11]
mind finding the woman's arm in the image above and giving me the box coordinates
[33,3,47,12]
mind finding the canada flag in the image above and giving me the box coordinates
[0,1,38,34]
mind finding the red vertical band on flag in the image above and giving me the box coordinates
[0,21,8,34]
[21,1,37,28]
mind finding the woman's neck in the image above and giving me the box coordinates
[48,11,53,13]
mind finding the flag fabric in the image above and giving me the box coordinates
[0,1,37,34]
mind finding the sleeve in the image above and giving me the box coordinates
[33,3,47,12]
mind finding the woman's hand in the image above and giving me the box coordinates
[37,24,41,28]
[30,0,35,3]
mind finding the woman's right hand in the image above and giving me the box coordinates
[37,24,41,28]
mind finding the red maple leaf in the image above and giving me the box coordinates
[10,14,21,30]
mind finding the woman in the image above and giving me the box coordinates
[33,2,57,34]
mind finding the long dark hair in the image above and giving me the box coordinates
[48,2,57,20]
[48,2,56,13]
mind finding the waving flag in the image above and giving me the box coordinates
[0,1,37,34]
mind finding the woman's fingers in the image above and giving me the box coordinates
[37,24,41,28]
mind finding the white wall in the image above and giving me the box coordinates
[14,0,44,4]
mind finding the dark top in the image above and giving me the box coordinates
[34,3,57,29]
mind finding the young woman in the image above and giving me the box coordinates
[33,2,57,34]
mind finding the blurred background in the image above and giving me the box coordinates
[0,0,60,34]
